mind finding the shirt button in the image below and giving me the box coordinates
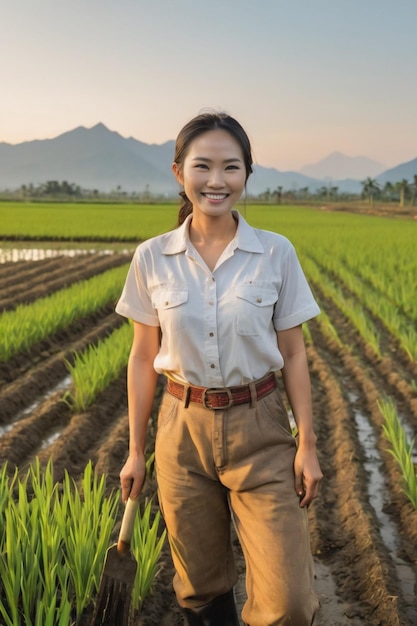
[210,364,215,369]
[209,332,214,337]
[256,297,262,303]
[208,301,214,306]
[165,301,169,305]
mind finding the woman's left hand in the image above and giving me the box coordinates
[293,446,323,508]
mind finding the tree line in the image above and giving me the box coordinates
[2,175,417,207]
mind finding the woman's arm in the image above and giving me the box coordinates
[276,325,323,507]
[120,321,160,502]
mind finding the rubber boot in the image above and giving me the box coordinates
[181,589,240,625]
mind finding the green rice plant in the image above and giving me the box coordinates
[0,459,119,625]
[0,466,72,626]
[0,202,177,241]
[0,264,128,361]
[65,320,133,411]
[379,397,417,509]
[316,309,343,347]
[53,461,119,619]
[131,499,167,612]
[0,458,167,624]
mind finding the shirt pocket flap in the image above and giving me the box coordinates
[152,289,189,310]
[235,285,277,307]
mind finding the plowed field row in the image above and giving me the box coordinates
[0,252,129,311]
[0,255,416,626]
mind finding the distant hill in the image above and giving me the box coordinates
[376,157,417,185]
[301,151,385,180]
[0,123,177,194]
[0,124,415,196]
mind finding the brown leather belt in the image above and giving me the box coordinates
[166,372,277,410]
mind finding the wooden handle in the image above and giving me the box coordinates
[117,497,139,554]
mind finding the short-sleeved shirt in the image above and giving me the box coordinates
[115,210,320,387]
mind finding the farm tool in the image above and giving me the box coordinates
[90,497,139,626]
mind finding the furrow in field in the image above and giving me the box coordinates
[306,341,414,625]
[310,312,417,550]
[311,267,417,381]
[34,375,128,481]
[0,311,124,423]
[0,257,59,283]
[312,281,417,427]
[0,390,71,471]
[334,342,416,561]
[0,253,130,311]
[0,256,87,292]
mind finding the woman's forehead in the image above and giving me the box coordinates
[186,129,244,159]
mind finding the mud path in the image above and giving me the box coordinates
[0,256,416,625]
[0,252,129,310]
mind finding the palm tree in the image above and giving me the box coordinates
[330,186,339,200]
[275,186,283,204]
[317,186,329,200]
[382,181,394,202]
[361,177,380,207]
[411,175,417,206]
[396,179,409,207]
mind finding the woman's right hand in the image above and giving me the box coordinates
[120,452,146,502]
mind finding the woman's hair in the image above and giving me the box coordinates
[173,112,253,226]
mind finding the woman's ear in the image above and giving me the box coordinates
[172,162,184,185]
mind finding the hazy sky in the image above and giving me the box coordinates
[1,0,416,171]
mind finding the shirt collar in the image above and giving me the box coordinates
[161,210,264,255]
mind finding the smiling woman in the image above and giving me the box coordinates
[116,111,322,626]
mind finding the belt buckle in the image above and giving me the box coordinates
[202,387,233,410]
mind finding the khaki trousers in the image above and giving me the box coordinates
[155,384,319,626]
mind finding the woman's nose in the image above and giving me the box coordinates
[207,170,224,187]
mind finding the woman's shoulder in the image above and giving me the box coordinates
[252,225,294,251]
[133,228,178,256]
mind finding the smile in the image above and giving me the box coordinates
[201,193,229,200]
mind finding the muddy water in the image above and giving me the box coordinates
[0,376,72,437]
[0,247,132,263]
[349,391,417,621]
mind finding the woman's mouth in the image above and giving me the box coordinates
[201,193,229,201]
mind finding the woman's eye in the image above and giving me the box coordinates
[226,165,239,170]
[195,163,209,169]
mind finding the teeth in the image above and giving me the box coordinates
[204,194,227,200]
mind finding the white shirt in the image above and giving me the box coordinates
[115,211,320,387]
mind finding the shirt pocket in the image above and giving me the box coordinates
[235,285,277,336]
[151,288,189,332]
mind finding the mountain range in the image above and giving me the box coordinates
[0,123,416,196]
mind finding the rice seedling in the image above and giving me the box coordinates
[0,458,167,625]
[65,321,133,411]
[130,499,166,612]
[0,459,118,624]
[379,397,417,509]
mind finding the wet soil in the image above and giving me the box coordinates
[0,255,416,626]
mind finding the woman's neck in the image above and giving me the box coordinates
[189,212,238,245]
[188,213,238,271]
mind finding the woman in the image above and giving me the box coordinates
[116,112,322,626]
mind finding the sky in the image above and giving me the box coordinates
[1,0,416,172]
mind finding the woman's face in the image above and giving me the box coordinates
[172,129,247,219]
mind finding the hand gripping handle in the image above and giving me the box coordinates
[117,497,139,554]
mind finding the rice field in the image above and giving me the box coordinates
[0,202,416,625]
